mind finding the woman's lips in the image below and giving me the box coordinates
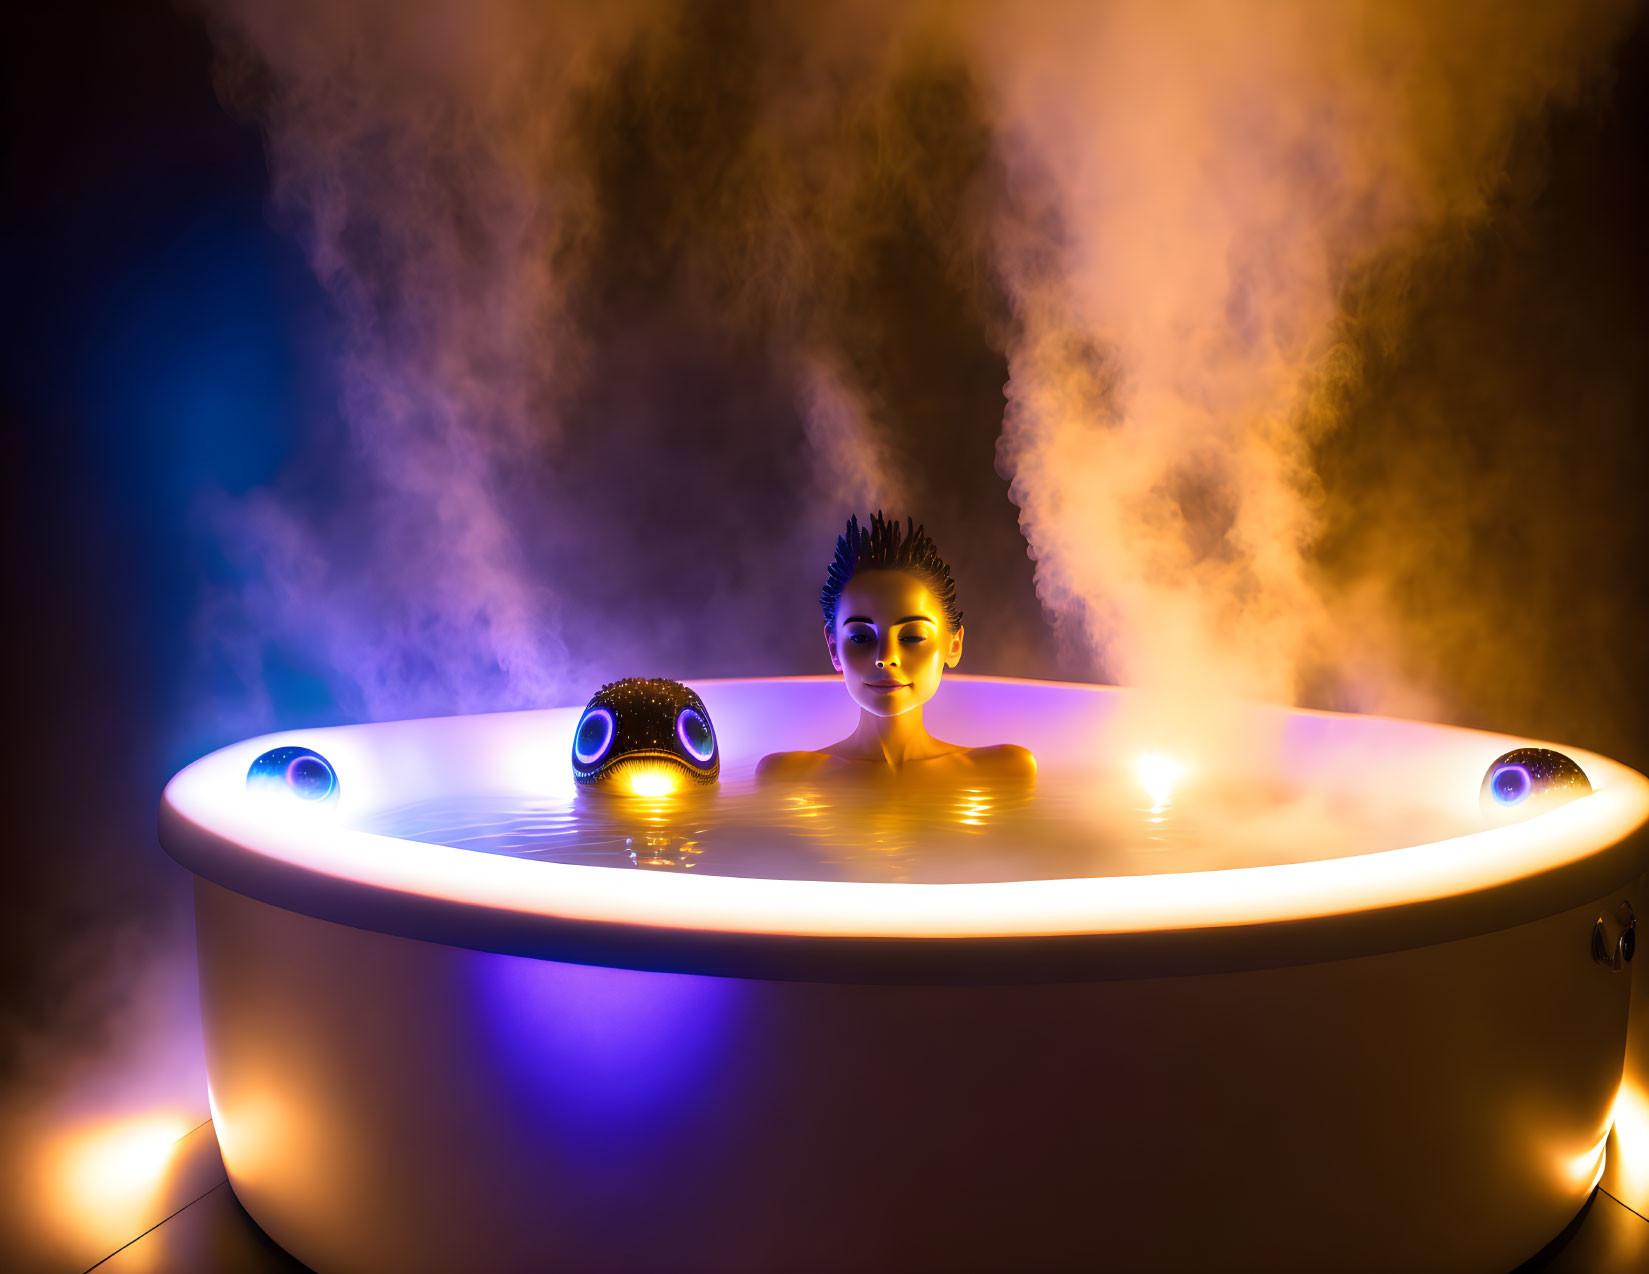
[864,679,910,690]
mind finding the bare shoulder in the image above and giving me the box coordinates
[961,743,1037,778]
[756,750,836,782]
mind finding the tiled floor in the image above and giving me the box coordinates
[83,1131,1649,1274]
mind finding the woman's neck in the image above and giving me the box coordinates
[836,707,950,768]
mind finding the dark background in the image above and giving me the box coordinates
[2,1,1646,1269]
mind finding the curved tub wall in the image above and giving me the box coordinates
[198,880,1633,1274]
[1603,865,1649,1213]
[158,678,1649,1272]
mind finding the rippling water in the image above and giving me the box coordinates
[360,764,1480,884]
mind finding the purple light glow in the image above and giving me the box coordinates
[1492,764,1533,806]
[676,707,715,763]
[469,951,741,1150]
[283,753,335,800]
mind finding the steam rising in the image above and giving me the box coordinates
[200,0,633,719]
[976,0,1633,708]
[197,0,1636,720]
[198,0,975,720]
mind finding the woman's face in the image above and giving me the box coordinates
[825,570,963,717]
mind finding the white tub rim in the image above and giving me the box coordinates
[159,676,1649,982]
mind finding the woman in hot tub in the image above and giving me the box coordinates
[758,512,1036,783]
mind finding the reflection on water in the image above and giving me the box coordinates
[361,765,1480,885]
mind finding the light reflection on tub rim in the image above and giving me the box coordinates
[158,675,1649,983]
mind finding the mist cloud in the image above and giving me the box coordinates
[196,0,1638,727]
[973,0,1634,713]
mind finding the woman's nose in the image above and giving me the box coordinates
[878,636,898,666]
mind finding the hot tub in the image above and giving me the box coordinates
[159,676,1649,1273]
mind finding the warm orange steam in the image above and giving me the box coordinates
[199,0,1636,724]
[970,0,1634,711]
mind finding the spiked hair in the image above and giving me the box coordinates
[820,512,963,632]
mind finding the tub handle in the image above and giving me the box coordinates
[1593,902,1636,971]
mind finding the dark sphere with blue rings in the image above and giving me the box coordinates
[247,746,340,804]
[571,677,719,792]
[1479,747,1590,820]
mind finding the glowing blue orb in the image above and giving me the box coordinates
[574,707,616,767]
[1489,764,1532,807]
[676,707,715,763]
[247,746,339,804]
[1479,748,1590,819]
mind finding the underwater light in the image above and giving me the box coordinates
[1480,748,1591,820]
[628,763,685,798]
[247,746,339,804]
[1136,753,1183,813]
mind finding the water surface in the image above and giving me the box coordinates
[361,764,1482,884]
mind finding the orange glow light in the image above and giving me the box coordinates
[1608,1079,1649,1207]
[45,1113,193,1251]
[1136,753,1184,813]
[1563,1126,1611,1192]
[627,763,683,798]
